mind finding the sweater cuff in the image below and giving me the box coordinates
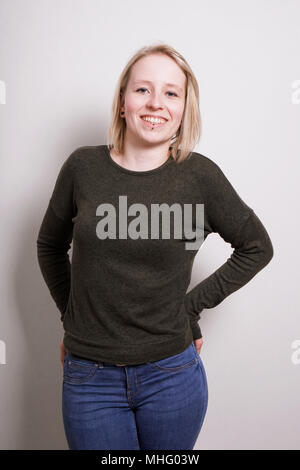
[190,321,202,340]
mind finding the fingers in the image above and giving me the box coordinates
[194,338,203,355]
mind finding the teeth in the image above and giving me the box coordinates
[142,116,166,124]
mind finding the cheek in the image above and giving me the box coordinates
[173,102,185,120]
[169,112,183,128]
[125,95,142,114]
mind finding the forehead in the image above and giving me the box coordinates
[129,54,186,91]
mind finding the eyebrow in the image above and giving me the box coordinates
[132,80,183,93]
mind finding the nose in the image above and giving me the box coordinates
[146,91,164,109]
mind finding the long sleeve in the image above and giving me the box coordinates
[184,161,274,339]
[36,152,77,322]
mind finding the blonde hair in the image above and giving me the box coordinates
[106,42,202,163]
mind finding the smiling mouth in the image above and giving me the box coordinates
[140,116,168,128]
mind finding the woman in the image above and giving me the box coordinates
[36,43,274,450]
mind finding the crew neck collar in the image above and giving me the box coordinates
[104,145,173,176]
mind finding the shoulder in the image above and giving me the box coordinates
[181,150,226,181]
[62,144,104,171]
[64,144,102,164]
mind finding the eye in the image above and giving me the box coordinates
[136,88,178,97]
[136,88,148,94]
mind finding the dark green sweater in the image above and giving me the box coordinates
[36,145,273,365]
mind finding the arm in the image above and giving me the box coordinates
[185,160,274,339]
[36,152,77,322]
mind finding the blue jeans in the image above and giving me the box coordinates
[62,341,208,450]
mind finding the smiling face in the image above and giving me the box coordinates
[120,53,186,150]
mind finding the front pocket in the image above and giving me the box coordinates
[151,343,198,373]
[63,354,98,384]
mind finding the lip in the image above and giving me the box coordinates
[140,115,168,122]
[140,116,168,128]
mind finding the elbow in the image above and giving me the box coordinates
[260,238,274,268]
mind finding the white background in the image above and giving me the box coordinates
[0,0,299,450]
